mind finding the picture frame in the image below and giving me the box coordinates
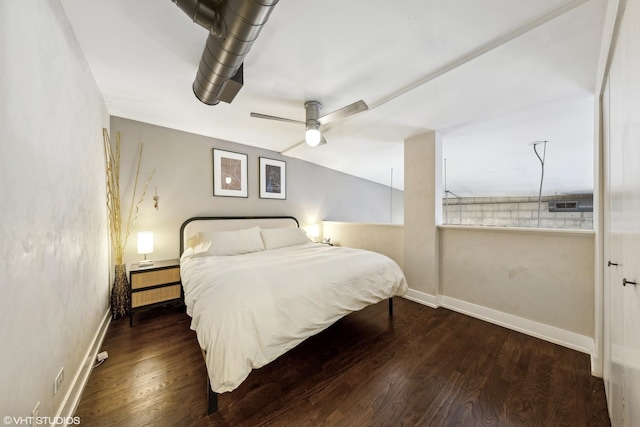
[212,148,248,198]
[259,157,286,199]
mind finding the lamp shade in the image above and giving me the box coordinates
[137,231,154,255]
[307,223,320,241]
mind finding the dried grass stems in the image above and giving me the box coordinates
[103,128,155,265]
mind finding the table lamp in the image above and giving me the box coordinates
[137,231,154,266]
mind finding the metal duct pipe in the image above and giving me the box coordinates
[173,0,279,105]
[172,0,222,35]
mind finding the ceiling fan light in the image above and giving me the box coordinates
[305,128,322,147]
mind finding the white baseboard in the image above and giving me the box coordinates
[402,289,595,361]
[402,288,440,308]
[54,308,111,426]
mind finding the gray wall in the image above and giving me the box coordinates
[0,0,110,418]
[112,117,404,266]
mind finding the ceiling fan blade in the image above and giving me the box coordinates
[318,100,368,125]
[250,112,305,125]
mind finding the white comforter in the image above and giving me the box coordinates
[180,242,408,393]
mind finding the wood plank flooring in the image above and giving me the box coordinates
[75,298,610,426]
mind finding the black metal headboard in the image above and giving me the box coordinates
[179,216,300,254]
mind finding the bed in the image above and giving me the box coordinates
[179,216,408,414]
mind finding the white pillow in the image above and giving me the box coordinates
[186,233,201,250]
[186,232,211,255]
[260,227,311,250]
[199,226,265,256]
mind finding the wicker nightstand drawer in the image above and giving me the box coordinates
[131,284,181,308]
[131,267,180,290]
[128,259,182,326]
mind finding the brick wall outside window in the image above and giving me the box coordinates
[442,195,593,230]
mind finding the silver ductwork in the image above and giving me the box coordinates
[173,0,279,105]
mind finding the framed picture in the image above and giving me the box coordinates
[259,157,286,199]
[213,148,248,197]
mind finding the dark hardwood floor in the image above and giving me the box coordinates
[75,298,610,426]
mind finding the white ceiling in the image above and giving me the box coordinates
[60,0,606,196]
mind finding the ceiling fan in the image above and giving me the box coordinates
[250,99,368,146]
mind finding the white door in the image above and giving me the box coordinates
[603,78,625,426]
[603,0,640,423]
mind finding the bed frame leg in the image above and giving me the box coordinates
[207,377,218,415]
[389,297,393,316]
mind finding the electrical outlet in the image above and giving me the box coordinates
[54,367,64,394]
[32,401,39,427]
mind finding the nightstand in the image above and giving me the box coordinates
[129,259,182,326]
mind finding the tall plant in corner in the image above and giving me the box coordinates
[103,128,154,320]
